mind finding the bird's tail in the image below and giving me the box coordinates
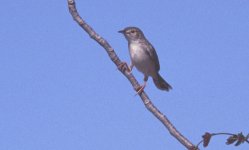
[153,73,172,91]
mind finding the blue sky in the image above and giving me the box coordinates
[0,0,248,150]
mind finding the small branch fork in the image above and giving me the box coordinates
[67,0,197,149]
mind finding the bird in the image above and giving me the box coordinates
[118,26,172,94]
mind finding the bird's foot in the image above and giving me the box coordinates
[117,62,131,73]
[135,84,146,96]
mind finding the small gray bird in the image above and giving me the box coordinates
[119,27,172,93]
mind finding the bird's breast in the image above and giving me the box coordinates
[129,43,147,61]
[129,42,156,77]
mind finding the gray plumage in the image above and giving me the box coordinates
[119,27,172,91]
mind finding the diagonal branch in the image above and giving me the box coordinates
[67,0,197,149]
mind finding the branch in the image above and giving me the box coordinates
[67,0,197,149]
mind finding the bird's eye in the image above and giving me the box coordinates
[130,30,135,33]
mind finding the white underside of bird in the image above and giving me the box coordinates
[129,41,157,78]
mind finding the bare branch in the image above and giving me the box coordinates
[67,0,197,149]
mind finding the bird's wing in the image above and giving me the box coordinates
[141,41,160,71]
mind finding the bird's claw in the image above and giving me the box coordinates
[117,62,131,73]
[135,84,146,96]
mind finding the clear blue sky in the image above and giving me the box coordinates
[0,0,248,150]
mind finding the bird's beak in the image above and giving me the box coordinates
[118,29,124,33]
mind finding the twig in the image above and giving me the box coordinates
[67,0,197,149]
[197,132,249,149]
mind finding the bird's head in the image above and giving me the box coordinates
[118,27,145,42]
